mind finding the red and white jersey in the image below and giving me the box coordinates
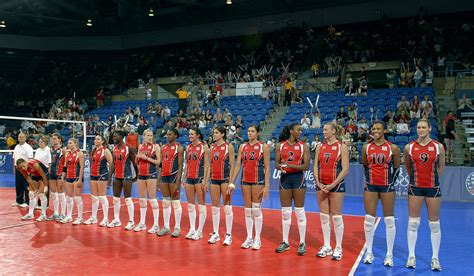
[317,140,343,185]
[19,159,46,177]
[242,141,265,183]
[113,145,133,179]
[210,142,230,180]
[137,143,158,176]
[365,141,395,186]
[408,140,441,188]
[65,150,81,179]
[90,146,108,177]
[161,142,181,177]
[186,142,205,179]
[279,140,305,174]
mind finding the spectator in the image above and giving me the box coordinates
[396,119,410,134]
[425,66,433,87]
[146,103,154,115]
[284,78,293,106]
[382,110,394,124]
[34,136,51,168]
[344,75,355,95]
[235,115,244,129]
[413,66,423,87]
[162,105,171,120]
[137,117,148,143]
[301,114,311,129]
[397,96,410,115]
[443,110,457,163]
[6,133,16,149]
[205,109,213,124]
[311,110,321,129]
[457,94,473,118]
[421,95,434,117]
[223,108,233,121]
[176,86,189,114]
[350,145,360,162]
[396,108,411,123]
[385,118,397,136]
[126,129,139,151]
[96,88,105,107]
[345,119,357,134]
[410,105,421,119]
[311,62,320,78]
[198,116,206,129]
[12,132,34,207]
[357,117,369,131]
[310,135,321,153]
[267,137,276,151]
[293,90,303,103]
[347,104,358,121]
[352,127,367,143]
[341,130,353,146]
[336,106,348,123]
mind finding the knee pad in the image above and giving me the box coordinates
[198,204,206,213]
[38,193,47,201]
[332,215,344,227]
[224,205,232,215]
[429,220,440,233]
[252,203,262,218]
[113,197,120,204]
[162,197,171,208]
[244,207,252,218]
[282,207,292,221]
[74,196,83,205]
[408,217,420,232]
[139,198,147,208]
[149,198,158,209]
[320,213,330,225]
[364,214,376,231]
[59,193,66,200]
[51,192,59,201]
[172,200,182,210]
[125,197,134,206]
[66,196,74,204]
[29,191,35,198]
[91,195,99,203]
[99,196,108,203]
[384,216,395,229]
[295,207,306,223]
[212,206,220,215]
[188,204,196,213]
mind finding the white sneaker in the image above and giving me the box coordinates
[157,227,171,236]
[185,229,196,239]
[124,221,135,231]
[99,219,109,227]
[11,202,20,207]
[317,246,333,258]
[83,217,98,225]
[251,239,262,250]
[332,247,343,261]
[384,254,394,267]
[21,214,34,221]
[171,228,181,238]
[46,214,59,221]
[406,256,416,269]
[107,219,122,228]
[56,215,65,222]
[36,214,47,222]
[20,203,28,208]
[208,232,220,244]
[241,237,253,249]
[72,218,83,225]
[134,223,146,232]
[223,233,232,246]
[431,258,442,271]
[148,225,159,234]
[364,252,374,264]
[191,231,203,241]
[60,217,72,224]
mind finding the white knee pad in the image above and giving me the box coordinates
[172,200,182,210]
[91,195,99,203]
[59,193,66,201]
[51,192,59,201]
[139,198,147,208]
[320,213,330,225]
[429,220,440,233]
[188,204,196,213]
[224,205,232,215]
[38,193,47,201]
[212,206,220,215]
[364,214,376,232]
[282,207,292,222]
[125,197,134,206]
[245,207,252,218]
[67,196,74,204]
[252,202,262,218]
[384,216,395,229]
[198,204,206,213]
[149,198,158,209]
[113,197,120,204]
[295,207,306,222]
[99,195,108,203]
[29,191,35,198]
[332,215,344,227]
[74,196,83,204]
[162,197,171,208]
[408,217,420,232]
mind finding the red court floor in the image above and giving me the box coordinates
[0,188,365,275]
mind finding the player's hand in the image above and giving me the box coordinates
[44,186,49,194]
[202,184,208,193]
[226,183,235,195]
[137,153,147,160]
[76,181,83,188]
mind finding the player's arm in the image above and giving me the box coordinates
[34,163,49,188]
[18,165,34,188]
[229,144,243,185]
[286,143,310,170]
[391,144,401,182]
[182,148,188,186]
[176,145,184,186]
[202,145,210,190]
[313,143,323,188]
[61,153,68,180]
[362,143,369,168]
[262,144,271,198]
[77,152,85,187]
[228,143,236,184]
[104,148,114,182]
[129,148,139,179]
[275,143,282,170]
[329,144,350,188]
[403,144,411,177]
[438,143,446,176]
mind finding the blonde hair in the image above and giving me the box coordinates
[417,118,431,128]
[325,122,344,138]
[143,129,154,136]
[39,135,50,146]
[68,138,79,147]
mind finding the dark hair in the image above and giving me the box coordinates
[52,133,64,143]
[167,128,180,138]
[214,126,227,141]
[248,124,260,133]
[113,131,126,138]
[189,127,203,140]
[372,121,385,129]
[92,135,106,156]
[279,123,299,142]
[16,158,26,166]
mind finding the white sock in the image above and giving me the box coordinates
[429,220,441,259]
[28,191,36,216]
[91,195,99,219]
[252,203,263,240]
[188,204,196,232]
[113,197,121,221]
[333,215,344,249]
[172,200,182,229]
[244,208,253,239]
[384,216,396,256]
[139,198,147,225]
[66,196,74,218]
[224,205,233,235]
[281,207,292,244]
[212,206,220,234]
[51,192,59,216]
[38,193,48,216]
[407,217,420,257]
[162,198,171,229]
[149,199,159,227]
[99,196,109,221]
[364,215,376,254]
[59,193,66,216]
[198,204,206,232]
[320,213,331,247]
[74,196,83,219]
[295,207,306,244]
[125,197,134,222]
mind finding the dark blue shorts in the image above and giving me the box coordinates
[187,178,203,185]
[162,173,178,184]
[138,172,158,180]
[66,177,83,183]
[211,179,229,185]
[115,176,133,182]
[364,183,395,193]
[49,173,60,180]
[316,182,346,193]
[408,186,441,198]
[91,173,109,181]
[31,176,42,182]
[241,181,265,186]
[280,172,306,190]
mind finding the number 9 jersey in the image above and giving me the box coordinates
[407,140,441,188]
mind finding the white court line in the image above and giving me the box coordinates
[348,217,381,275]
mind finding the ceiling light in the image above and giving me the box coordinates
[226,0,232,4]
[148,8,155,17]
[86,19,92,27]
[0,21,6,28]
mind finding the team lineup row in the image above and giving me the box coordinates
[16,119,444,271]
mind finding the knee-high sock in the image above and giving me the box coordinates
[244,208,253,239]
[252,203,263,240]
[139,198,147,225]
[51,192,59,215]
[91,195,99,219]
[212,206,220,234]
[295,207,306,244]
[198,204,207,232]
[224,205,233,234]
[429,220,441,259]
[99,196,109,221]
[162,198,171,229]
[74,196,83,219]
[320,213,331,247]
[281,207,292,244]
[188,204,196,231]
[38,193,48,215]
[384,216,396,256]
[28,191,36,216]
[407,217,420,257]
[149,199,159,227]
[172,200,182,229]
[364,215,376,254]
[332,215,344,249]
[66,196,74,218]
[113,197,121,221]
[59,193,67,216]
[125,197,134,222]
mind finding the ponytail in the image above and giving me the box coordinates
[325,122,344,139]
[279,123,299,142]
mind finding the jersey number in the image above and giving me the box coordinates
[324,153,331,164]
[287,151,295,162]
[189,152,198,161]
[165,152,169,160]
[213,152,219,161]
[244,152,256,161]
[117,154,123,161]
[370,153,386,164]
[419,153,429,164]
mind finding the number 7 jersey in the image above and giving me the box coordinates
[317,140,343,185]
[407,140,441,188]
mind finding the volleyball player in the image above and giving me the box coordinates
[362,122,400,266]
[230,125,270,250]
[47,133,67,222]
[313,122,349,261]
[208,126,235,245]
[275,123,310,255]
[108,131,138,230]
[17,158,49,221]
[157,128,184,237]
[182,128,210,240]
[404,119,445,271]
[60,138,85,225]
[84,135,114,226]
[134,129,161,233]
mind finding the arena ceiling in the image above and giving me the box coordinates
[0,0,372,36]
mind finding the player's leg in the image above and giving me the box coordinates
[293,187,307,256]
[316,191,332,257]
[122,180,135,230]
[72,180,84,225]
[47,179,59,220]
[363,190,379,264]
[329,192,345,261]
[241,184,254,248]
[169,176,182,238]
[22,180,39,220]
[134,179,148,232]
[193,182,207,240]
[60,181,74,223]
[146,178,160,234]
[221,183,233,245]
[250,184,265,249]
[426,195,442,271]
[157,181,171,236]
[208,183,222,244]
[406,193,424,268]
[35,180,48,221]
[97,180,109,226]
[275,186,293,253]
[57,178,67,220]
[85,180,99,225]
[185,182,197,239]
[108,179,123,228]
[380,191,396,266]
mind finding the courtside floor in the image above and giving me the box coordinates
[1,175,473,275]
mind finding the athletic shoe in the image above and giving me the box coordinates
[223,234,232,246]
[56,215,65,222]
[251,239,262,250]
[60,217,72,224]
[148,225,159,234]
[431,258,442,271]
[317,246,333,258]
[20,203,28,208]
[171,228,181,238]
[384,254,394,267]
[275,242,290,253]
[157,227,171,236]
[83,217,98,225]
[72,218,83,225]
[133,223,146,232]
[332,247,343,261]
[191,231,203,241]
[99,219,109,227]
[46,214,59,221]
[297,242,306,256]
[406,256,416,269]
[363,252,374,264]
[11,202,20,207]
[241,237,253,249]
[185,229,195,239]
[124,221,135,231]
[107,219,122,228]
[208,232,220,244]
[21,214,34,221]
[36,214,47,222]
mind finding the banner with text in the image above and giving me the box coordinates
[236,81,263,96]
